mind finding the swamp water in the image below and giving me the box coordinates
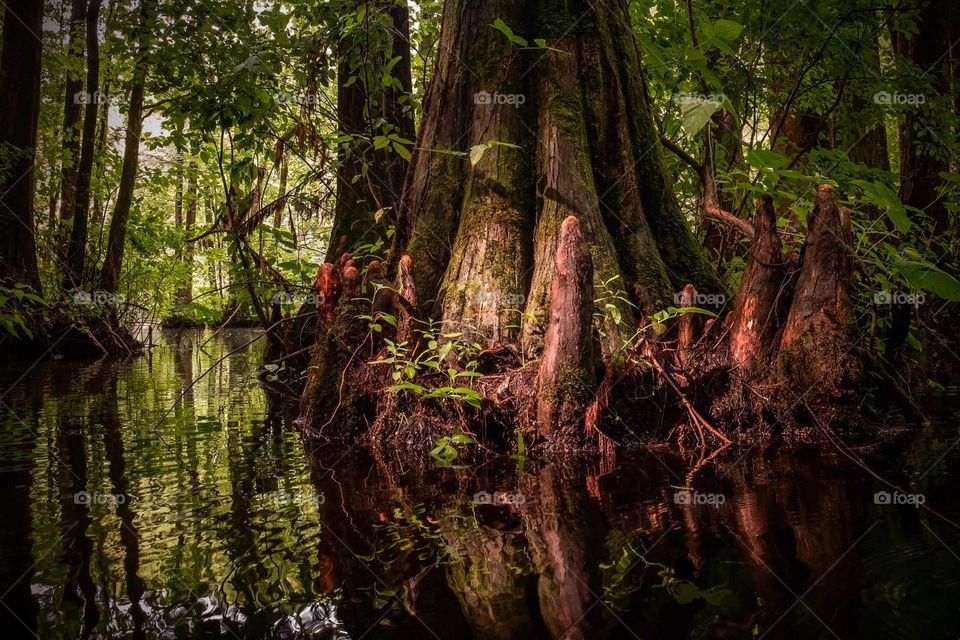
[1,329,959,639]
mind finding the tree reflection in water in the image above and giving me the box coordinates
[0,329,957,639]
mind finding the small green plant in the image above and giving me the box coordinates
[370,320,484,408]
[511,431,527,472]
[649,305,718,335]
[430,432,474,465]
[0,283,45,339]
[594,274,635,329]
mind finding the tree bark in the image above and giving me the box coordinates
[728,196,784,371]
[536,216,595,440]
[325,0,414,262]
[175,165,198,305]
[894,0,952,232]
[394,0,720,355]
[776,185,859,409]
[99,0,155,293]
[59,0,88,223]
[64,0,104,289]
[0,0,44,292]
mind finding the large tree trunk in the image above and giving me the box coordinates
[64,0,104,289]
[394,0,720,355]
[301,0,866,444]
[58,0,88,223]
[0,0,44,292]
[100,0,154,293]
[302,0,728,441]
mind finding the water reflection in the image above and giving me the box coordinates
[0,329,957,639]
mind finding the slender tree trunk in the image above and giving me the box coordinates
[59,0,88,223]
[383,0,415,199]
[64,0,104,289]
[91,82,110,228]
[100,0,155,293]
[0,0,44,292]
[176,166,198,305]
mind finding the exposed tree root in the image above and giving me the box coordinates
[295,181,915,456]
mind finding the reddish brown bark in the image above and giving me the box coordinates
[536,217,595,440]
[677,284,703,365]
[314,263,342,330]
[776,185,859,407]
[728,196,784,371]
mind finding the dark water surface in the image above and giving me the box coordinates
[1,329,959,639]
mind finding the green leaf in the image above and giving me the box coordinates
[679,95,722,136]
[898,262,960,300]
[374,135,390,150]
[392,141,412,161]
[746,149,790,170]
[469,143,488,166]
[491,18,527,46]
[712,19,744,41]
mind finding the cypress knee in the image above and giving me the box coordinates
[536,216,596,441]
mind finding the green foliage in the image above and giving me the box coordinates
[429,432,474,464]
[371,320,483,409]
[650,306,719,336]
[0,283,45,339]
